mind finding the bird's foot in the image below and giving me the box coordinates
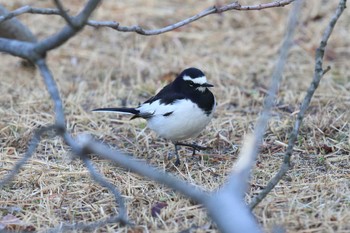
[174,158,181,166]
[175,142,212,155]
[167,151,181,166]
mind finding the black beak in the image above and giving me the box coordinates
[202,83,214,87]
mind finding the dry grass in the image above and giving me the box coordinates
[1,0,349,232]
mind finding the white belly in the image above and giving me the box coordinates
[140,99,215,142]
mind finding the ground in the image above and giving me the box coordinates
[0,0,349,232]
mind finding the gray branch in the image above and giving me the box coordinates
[0,5,59,23]
[47,215,126,233]
[203,1,303,232]
[0,125,56,188]
[0,4,37,42]
[53,0,75,28]
[1,1,295,36]
[35,0,101,55]
[249,0,347,209]
[224,0,302,196]
[73,134,208,203]
[0,0,101,61]
[87,0,295,35]
[82,157,128,224]
[66,133,260,233]
[36,59,66,128]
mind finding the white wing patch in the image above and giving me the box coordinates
[137,100,176,117]
[182,75,207,85]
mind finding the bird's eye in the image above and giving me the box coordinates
[188,81,194,87]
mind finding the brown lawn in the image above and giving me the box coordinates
[0,0,349,232]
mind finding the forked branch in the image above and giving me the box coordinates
[205,1,302,232]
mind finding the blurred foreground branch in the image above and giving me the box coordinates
[206,1,303,231]
[249,0,347,209]
[224,0,302,195]
[0,4,37,42]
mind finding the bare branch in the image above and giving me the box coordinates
[249,0,347,209]
[0,38,38,61]
[205,188,262,233]
[53,0,75,28]
[223,0,295,10]
[0,125,56,187]
[71,134,208,204]
[225,0,302,196]
[36,59,66,128]
[47,215,126,233]
[199,2,303,232]
[1,1,296,36]
[0,5,59,23]
[35,0,101,54]
[0,0,101,61]
[82,157,128,224]
[87,0,295,35]
[67,133,263,232]
[0,5,37,42]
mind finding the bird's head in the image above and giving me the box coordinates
[176,67,213,93]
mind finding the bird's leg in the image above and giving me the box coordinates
[175,142,212,156]
[173,143,181,166]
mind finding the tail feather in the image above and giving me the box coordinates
[92,107,139,115]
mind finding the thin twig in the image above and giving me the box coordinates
[46,215,125,233]
[53,0,75,28]
[82,157,128,225]
[249,0,347,209]
[0,6,60,23]
[0,125,57,187]
[1,1,295,36]
[85,0,294,35]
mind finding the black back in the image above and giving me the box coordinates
[143,68,215,115]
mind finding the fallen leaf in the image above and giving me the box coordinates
[127,227,144,233]
[0,214,35,231]
[151,202,168,217]
[321,144,333,154]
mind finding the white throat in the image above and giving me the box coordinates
[196,86,206,92]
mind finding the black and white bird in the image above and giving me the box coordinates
[93,67,216,165]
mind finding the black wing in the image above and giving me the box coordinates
[143,83,187,105]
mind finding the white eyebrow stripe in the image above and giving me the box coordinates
[182,75,207,85]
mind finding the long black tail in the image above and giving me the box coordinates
[92,107,139,115]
